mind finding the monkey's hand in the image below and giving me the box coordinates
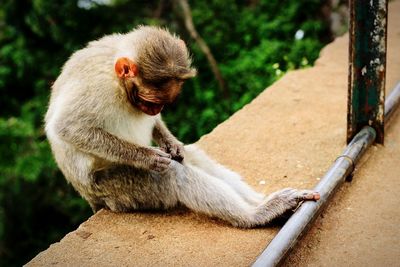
[153,119,184,162]
[145,147,172,172]
[160,142,184,163]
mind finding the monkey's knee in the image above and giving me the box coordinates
[183,144,208,164]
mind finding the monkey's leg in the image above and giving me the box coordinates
[90,162,262,227]
[90,163,319,228]
[174,161,319,227]
[172,161,261,227]
[91,162,258,227]
[184,144,264,206]
[90,165,179,212]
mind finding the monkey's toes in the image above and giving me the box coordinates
[299,191,320,201]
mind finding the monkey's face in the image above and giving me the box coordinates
[114,57,193,116]
[130,78,184,116]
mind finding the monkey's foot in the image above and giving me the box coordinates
[257,188,320,225]
[268,188,320,206]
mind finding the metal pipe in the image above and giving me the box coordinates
[252,83,400,267]
[252,127,376,267]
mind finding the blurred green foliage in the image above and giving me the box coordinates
[0,0,330,265]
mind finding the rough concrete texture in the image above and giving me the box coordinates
[28,1,400,266]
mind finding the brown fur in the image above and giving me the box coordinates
[135,26,196,81]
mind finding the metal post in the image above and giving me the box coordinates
[347,0,388,144]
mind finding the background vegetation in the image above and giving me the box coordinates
[0,0,332,265]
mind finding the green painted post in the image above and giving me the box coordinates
[347,0,387,144]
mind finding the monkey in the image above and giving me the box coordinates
[45,26,320,228]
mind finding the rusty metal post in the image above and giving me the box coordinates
[347,0,388,144]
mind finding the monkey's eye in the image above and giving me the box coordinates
[150,79,168,88]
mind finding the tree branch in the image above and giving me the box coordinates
[175,0,229,98]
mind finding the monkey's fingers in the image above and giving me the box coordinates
[172,154,184,163]
[160,143,184,163]
[176,146,185,159]
[157,156,171,166]
[152,156,172,172]
[170,145,184,162]
[153,148,172,159]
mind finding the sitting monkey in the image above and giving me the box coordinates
[45,26,319,228]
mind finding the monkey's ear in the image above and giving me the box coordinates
[115,57,138,78]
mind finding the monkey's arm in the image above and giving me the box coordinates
[152,118,184,162]
[56,121,171,172]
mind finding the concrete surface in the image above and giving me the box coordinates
[27,1,400,266]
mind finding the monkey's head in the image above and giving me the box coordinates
[115,27,196,116]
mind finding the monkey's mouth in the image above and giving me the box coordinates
[135,99,164,116]
[128,85,165,115]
